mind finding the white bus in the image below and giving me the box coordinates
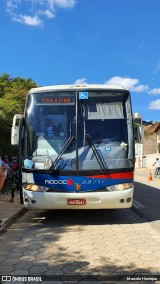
[11,84,142,209]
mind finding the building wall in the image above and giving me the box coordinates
[140,124,160,168]
[142,154,160,169]
[157,129,160,147]
[143,132,157,155]
[135,143,143,168]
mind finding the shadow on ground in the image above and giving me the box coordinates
[134,181,160,225]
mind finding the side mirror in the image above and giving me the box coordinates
[11,126,19,145]
[133,113,143,143]
[11,114,23,145]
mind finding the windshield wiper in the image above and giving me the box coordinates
[49,136,75,173]
[85,134,108,174]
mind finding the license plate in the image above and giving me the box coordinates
[67,199,86,205]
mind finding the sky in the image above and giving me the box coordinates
[0,0,160,121]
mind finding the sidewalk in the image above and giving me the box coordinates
[0,191,26,233]
[134,167,160,187]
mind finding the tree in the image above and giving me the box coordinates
[0,73,37,157]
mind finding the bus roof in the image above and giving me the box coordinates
[29,84,129,94]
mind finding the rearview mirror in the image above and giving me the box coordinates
[11,126,19,145]
[133,113,143,143]
[11,114,23,145]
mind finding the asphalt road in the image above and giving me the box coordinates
[133,168,160,231]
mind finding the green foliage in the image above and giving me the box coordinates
[0,73,37,158]
[158,143,160,154]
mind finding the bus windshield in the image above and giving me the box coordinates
[23,90,134,171]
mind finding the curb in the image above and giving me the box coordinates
[0,207,27,234]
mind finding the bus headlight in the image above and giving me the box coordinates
[23,184,49,192]
[107,183,133,192]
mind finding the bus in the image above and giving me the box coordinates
[11,84,142,209]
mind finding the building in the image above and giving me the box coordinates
[142,122,160,168]
[135,143,143,168]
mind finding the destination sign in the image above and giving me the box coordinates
[41,98,72,104]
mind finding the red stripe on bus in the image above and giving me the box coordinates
[88,172,134,179]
